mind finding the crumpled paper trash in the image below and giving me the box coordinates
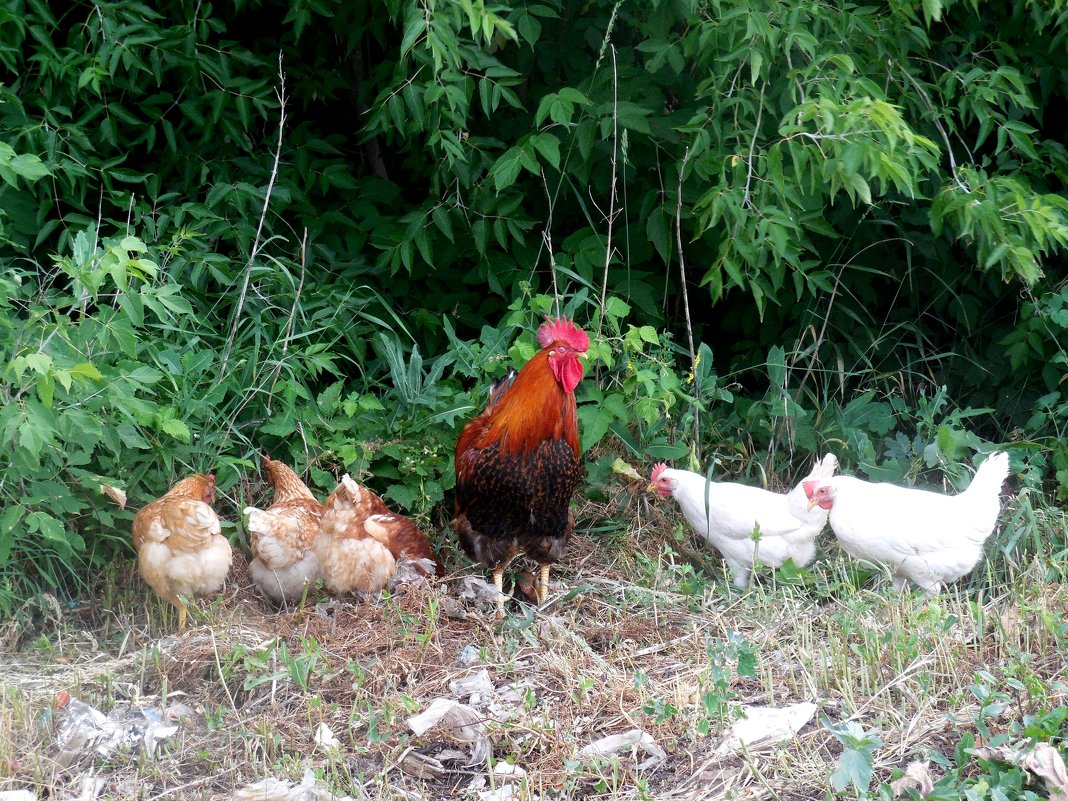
[716,702,817,754]
[580,729,666,769]
[313,722,340,751]
[54,697,179,769]
[233,767,354,801]
[407,698,491,764]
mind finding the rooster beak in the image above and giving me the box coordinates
[647,483,658,494]
[806,499,819,511]
[578,352,589,360]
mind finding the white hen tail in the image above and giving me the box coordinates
[809,453,839,480]
[962,451,1009,499]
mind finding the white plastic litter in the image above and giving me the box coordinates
[716,702,817,754]
[313,722,340,751]
[580,729,666,769]
[407,697,491,764]
[233,767,354,801]
[449,669,494,702]
[54,698,178,768]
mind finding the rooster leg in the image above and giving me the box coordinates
[492,566,507,618]
[177,601,188,632]
[536,563,551,606]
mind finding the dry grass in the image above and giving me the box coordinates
[1,496,1066,801]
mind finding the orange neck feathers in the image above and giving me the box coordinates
[264,457,317,503]
[484,348,580,457]
[166,473,216,505]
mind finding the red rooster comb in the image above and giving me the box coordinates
[537,316,590,352]
[650,462,669,482]
[803,479,818,500]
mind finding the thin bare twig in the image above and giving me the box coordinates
[674,145,700,456]
[741,83,766,210]
[890,56,969,193]
[540,168,561,315]
[597,44,620,339]
[218,52,288,380]
[266,228,308,413]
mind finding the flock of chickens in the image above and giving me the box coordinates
[130,316,1012,629]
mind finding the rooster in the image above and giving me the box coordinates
[131,473,232,630]
[452,315,590,612]
[805,451,1010,592]
[244,455,325,605]
[649,454,839,588]
[313,474,440,595]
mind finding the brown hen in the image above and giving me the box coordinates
[244,455,325,605]
[132,473,232,630]
[313,474,440,595]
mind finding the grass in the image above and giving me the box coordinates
[1,493,1066,801]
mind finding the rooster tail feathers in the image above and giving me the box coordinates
[965,451,1010,498]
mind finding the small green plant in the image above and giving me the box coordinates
[824,717,883,797]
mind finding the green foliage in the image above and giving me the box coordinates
[824,716,883,796]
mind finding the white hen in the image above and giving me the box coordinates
[649,454,839,588]
[806,451,1010,592]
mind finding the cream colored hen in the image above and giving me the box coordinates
[244,455,324,605]
[313,474,440,595]
[805,451,1010,592]
[132,473,232,629]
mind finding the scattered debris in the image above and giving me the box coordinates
[99,483,127,509]
[476,787,517,801]
[580,729,666,769]
[457,643,480,665]
[396,748,446,780]
[440,596,469,620]
[54,697,179,769]
[491,762,527,781]
[389,557,438,590]
[233,768,354,801]
[457,577,504,611]
[0,791,38,801]
[407,698,491,764]
[890,761,936,798]
[974,742,1068,801]
[449,669,494,702]
[313,722,340,751]
[716,702,817,754]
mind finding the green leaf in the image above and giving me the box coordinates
[530,133,560,170]
[160,418,191,443]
